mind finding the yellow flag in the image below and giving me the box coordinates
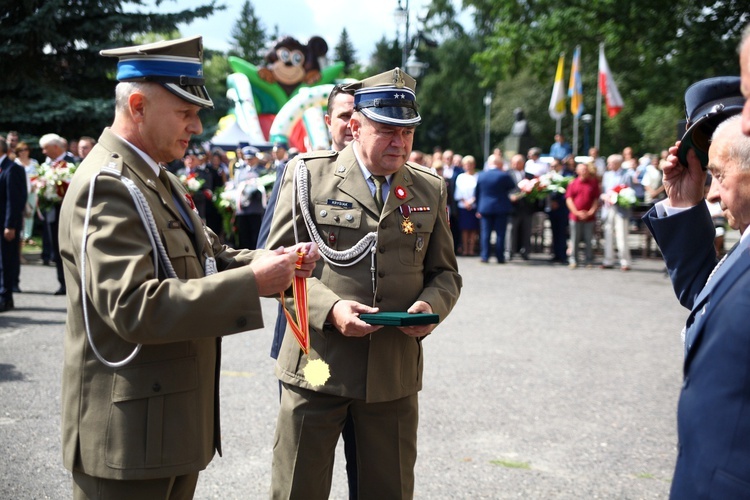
[548,54,566,120]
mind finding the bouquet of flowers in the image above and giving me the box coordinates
[518,172,572,200]
[213,186,238,238]
[178,172,206,194]
[539,172,574,195]
[608,184,637,208]
[34,160,77,212]
[517,177,548,203]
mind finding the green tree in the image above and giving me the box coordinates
[228,0,267,65]
[462,0,747,154]
[0,0,223,140]
[367,36,402,75]
[334,28,357,73]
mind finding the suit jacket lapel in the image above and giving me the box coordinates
[685,238,750,359]
[382,166,414,217]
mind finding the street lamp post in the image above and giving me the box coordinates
[483,91,493,165]
[394,0,410,71]
[581,114,593,153]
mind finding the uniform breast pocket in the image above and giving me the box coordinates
[106,357,199,469]
[160,227,200,277]
[313,202,362,250]
[398,213,436,266]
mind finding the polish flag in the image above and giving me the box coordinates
[598,45,624,118]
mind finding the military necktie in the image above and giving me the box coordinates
[371,175,386,212]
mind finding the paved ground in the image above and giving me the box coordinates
[0,238,698,499]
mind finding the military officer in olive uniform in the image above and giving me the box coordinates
[266,69,462,499]
[57,36,318,499]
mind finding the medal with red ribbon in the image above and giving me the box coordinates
[399,204,415,234]
[281,251,310,353]
[280,250,330,386]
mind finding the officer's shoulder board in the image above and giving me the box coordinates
[297,149,338,161]
[405,161,440,179]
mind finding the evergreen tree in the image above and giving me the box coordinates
[0,0,222,140]
[229,0,267,65]
[334,28,357,73]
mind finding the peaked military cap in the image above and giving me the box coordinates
[344,68,421,127]
[100,35,214,109]
[678,76,744,168]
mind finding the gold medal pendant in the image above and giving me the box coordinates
[304,358,331,387]
[401,218,415,234]
[281,251,332,387]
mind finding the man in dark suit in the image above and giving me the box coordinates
[57,35,318,498]
[39,133,77,295]
[0,137,27,312]
[475,155,516,263]
[644,73,749,498]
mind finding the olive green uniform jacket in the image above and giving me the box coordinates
[59,129,266,480]
[266,144,462,403]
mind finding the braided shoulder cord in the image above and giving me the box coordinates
[292,159,377,268]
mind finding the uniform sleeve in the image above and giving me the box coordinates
[64,173,265,344]
[643,202,716,310]
[417,176,463,321]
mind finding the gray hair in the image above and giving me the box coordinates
[712,114,750,171]
[39,133,65,148]
[607,153,624,166]
[114,81,156,112]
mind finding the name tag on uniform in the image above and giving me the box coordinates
[327,199,353,209]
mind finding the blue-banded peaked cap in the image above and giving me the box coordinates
[344,68,421,127]
[678,76,744,168]
[100,35,214,109]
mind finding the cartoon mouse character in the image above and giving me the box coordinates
[258,36,328,95]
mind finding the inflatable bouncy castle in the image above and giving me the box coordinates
[211,35,348,152]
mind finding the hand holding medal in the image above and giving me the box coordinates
[280,243,331,387]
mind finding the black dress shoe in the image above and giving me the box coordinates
[0,298,14,312]
[54,287,66,296]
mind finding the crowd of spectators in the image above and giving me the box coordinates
[410,140,677,271]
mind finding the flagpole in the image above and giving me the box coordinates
[595,43,603,151]
[556,117,562,134]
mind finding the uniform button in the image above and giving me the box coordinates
[237,317,247,328]
[379,246,385,253]
[334,216,340,222]
[320,210,328,217]
[378,271,385,278]
[345,214,354,222]
[152,383,161,392]
[184,245,190,252]
[416,222,423,228]
[380,222,387,229]
[376,295,382,302]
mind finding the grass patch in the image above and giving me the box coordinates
[636,472,655,480]
[490,459,531,469]
[21,236,42,254]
